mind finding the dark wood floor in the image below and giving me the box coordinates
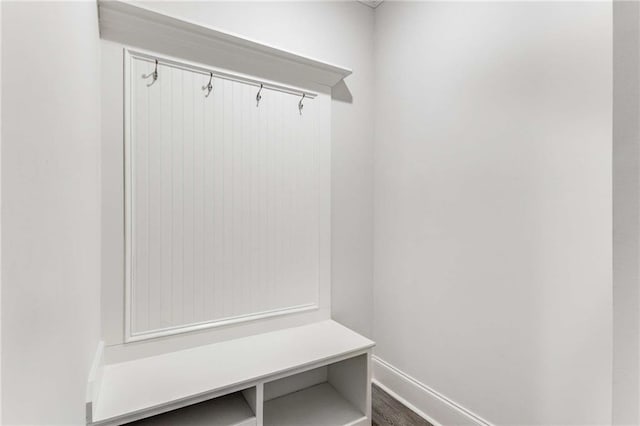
[372,383,433,426]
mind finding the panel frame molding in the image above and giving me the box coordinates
[123,48,331,343]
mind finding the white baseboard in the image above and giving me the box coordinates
[372,356,493,426]
[86,340,105,424]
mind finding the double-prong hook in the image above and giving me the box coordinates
[143,59,158,87]
[202,72,213,97]
[256,84,263,107]
[298,93,305,115]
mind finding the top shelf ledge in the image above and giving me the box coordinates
[98,1,353,88]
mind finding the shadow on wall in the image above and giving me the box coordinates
[333,79,353,103]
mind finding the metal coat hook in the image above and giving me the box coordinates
[202,72,213,97]
[256,84,263,107]
[298,93,305,115]
[142,59,158,87]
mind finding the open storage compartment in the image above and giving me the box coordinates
[263,354,370,426]
[126,388,258,426]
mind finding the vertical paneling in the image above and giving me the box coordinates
[147,61,163,331]
[159,63,173,329]
[127,55,323,338]
[171,65,184,327]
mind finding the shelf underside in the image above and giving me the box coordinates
[127,392,256,426]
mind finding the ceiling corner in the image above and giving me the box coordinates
[357,0,383,9]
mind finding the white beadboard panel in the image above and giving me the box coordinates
[125,50,323,340]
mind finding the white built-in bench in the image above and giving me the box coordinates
[87,321,374,426]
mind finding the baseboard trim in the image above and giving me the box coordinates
[372,355,493,426]
[86,340,105,424]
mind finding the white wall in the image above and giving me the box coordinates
[373,3,612,425]
[101,1,374,360]
[1,2,102,424]
[0,0,4,421]
[613,1,640,424]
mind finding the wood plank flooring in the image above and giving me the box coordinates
[372,383,433,426]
